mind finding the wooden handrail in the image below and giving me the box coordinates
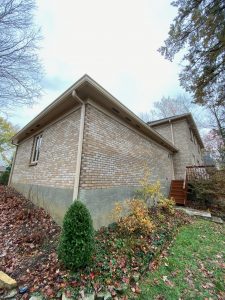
[186,165,215,168]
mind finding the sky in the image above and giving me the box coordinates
[11,0,185,128]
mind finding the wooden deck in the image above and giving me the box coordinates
[169,165,216,205]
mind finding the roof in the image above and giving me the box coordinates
[12,74,178,153]
[148,113,204,149]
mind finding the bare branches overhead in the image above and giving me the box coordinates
[159,0,225,107]
[0,0,43,111]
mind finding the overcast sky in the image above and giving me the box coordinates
[11,0,185,128]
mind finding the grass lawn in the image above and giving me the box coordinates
[139,220,225,300]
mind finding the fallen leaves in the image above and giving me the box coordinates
[162,275,174,287]
[0,185,192,299]
[0,186,63,298]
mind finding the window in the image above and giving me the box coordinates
[31,134,42,164]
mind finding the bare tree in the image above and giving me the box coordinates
[202,94,225,167]
[159,0,225,108]
[203,130,225,168]
[139,94,206,128]
[140,93,225,167]
[0,0,43,112]
[0,116,18,164]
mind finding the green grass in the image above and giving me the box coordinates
[139,220,225,300]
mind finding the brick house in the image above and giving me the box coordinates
[9,75,204,228]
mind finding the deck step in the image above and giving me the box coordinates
[169,180,187,205]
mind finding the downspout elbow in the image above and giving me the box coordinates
[72,90,84,104]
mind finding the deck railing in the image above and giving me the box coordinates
[186,165,216,181]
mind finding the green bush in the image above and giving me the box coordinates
[0,165,11,185]
[57,200,94,270]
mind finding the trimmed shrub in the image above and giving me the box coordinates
[57,200,94,270]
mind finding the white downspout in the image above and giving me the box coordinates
[72,90,86,201]
[169,120,175,180]
[170,153,175,180]
[169,120,175,146]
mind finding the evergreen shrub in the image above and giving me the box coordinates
[0,165,11,185]
[57,200,94,270]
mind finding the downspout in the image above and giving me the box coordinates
[169,120,175,145]
[8,142,18,186]
[169,120,175,180]
[72,90,86,201]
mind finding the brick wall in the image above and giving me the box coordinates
[152,120,203,179]
[79,104,173,191]
[11,109,81,188]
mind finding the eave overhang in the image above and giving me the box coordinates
[12,75,178,153]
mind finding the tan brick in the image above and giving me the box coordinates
[152,120,203,179]
[79,104,173,193]
[11,109,81,189]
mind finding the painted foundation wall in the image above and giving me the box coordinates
[79,104,174,228]
[10,109,81,224]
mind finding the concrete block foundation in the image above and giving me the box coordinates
[12,183,73,225]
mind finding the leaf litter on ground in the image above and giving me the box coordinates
[0,185,191,299]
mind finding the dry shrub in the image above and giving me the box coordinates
[112,199,154,235]
[136,169,176,214]
[158,197,176,214]
[135,170,161,206]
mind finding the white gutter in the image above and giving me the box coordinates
[72,90,85,201]
[12,75,88,144]
[12,74,178,152]
[86,77,178,152]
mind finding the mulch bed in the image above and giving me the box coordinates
[0,186,191,299]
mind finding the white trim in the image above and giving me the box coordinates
[73,103,86,201]
[17,106,80,146]
[12,75,88,143]
[13,75,178,152]
[30,133,43,164]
